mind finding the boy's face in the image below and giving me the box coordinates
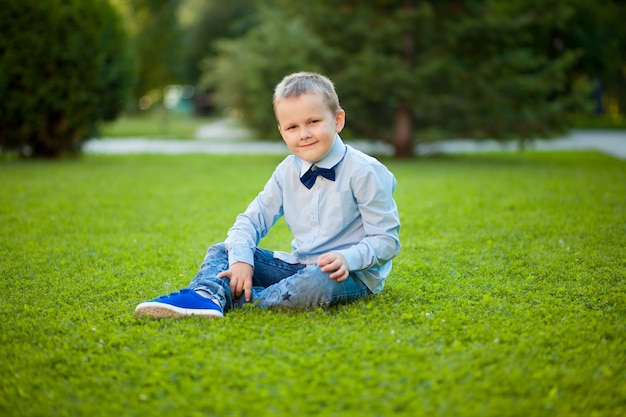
[275,93,345,163]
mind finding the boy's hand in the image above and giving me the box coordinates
[317,252,350,282]
[217,262,253,302]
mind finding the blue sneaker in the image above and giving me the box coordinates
[135,288,223,318]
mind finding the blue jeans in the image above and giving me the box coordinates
[188,243,372,312]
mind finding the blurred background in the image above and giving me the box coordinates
[1,0,624,158]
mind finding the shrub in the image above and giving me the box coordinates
[0,0,135,157]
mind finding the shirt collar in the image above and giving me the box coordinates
[300,134,347,176]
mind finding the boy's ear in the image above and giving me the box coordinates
[335,109,346,132]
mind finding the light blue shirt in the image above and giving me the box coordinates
[225,135,401,293]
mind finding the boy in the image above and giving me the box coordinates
[135,72,400,318]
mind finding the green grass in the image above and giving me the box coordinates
[572,113,626,130]
[1,151,624,417]
[98,112,213,139]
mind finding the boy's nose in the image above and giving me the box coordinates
[301,127,312,139]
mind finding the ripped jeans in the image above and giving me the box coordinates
[188,243,371,312]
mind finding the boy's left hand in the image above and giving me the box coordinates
[317,252,349,282]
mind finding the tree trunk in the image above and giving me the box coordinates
[392,101,413,158]
[391,0,416,158]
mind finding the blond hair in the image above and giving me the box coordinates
[273,72,341,114]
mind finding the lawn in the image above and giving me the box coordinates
[0,151,624,417]
[98,112,214,139]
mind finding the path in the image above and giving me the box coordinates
[85,120,626,159]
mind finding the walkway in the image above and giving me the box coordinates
[85,120,626,159]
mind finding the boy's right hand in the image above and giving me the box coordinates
[217,262,253,302]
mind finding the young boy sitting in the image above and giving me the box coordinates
[135,72,400,318]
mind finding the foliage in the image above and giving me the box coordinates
[112,0,258,109]
[0,0,135,158]
[104,0,622,147]
[435,1,587,140]
[558,0,626,120]
[126,0,185,102]
[1,152,625,416]
[182,0,258,86]
[203,0,592,156]
[203,6,328,138]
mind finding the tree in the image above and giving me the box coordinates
[556,0,626,120]
[112,0,258,111]
[0,0,135,157]
[126,0,185,105]
[181,0,257,86]
[432,0,587,149]
[204,0,589,157]
[203,6,328,137]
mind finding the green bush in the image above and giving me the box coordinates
[0,0,135,158]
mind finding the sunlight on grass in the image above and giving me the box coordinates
[98,111,214,139]
[1,152,624,416]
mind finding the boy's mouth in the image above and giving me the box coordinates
[299,141,318,148]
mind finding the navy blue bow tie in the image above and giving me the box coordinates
[300,165,335,189]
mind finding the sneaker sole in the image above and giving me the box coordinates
[135,301,223,318]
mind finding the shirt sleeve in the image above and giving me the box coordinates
[337,163,401,271]
[224,168,284,267]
